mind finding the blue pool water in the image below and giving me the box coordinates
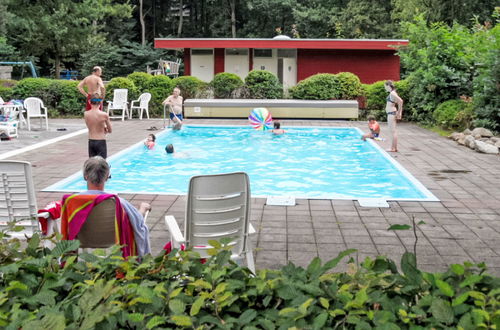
[45,125,437,200]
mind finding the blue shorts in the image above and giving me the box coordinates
[170,113,183,121]
[373,133,379,138]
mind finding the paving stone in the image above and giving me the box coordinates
[316,235,344,244]
[287,234,315,244]
[288,243,318,252]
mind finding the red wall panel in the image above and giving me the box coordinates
[297,49,400,84]
[214,48,225,74]
[183,48,191,76]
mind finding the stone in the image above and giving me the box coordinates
[491,137,499,143]
[485,139,495,145]
[463,128,472,135]
[474,134,482,139]
[457,137,466,145]
[450,132,463,141]
[496,141,500,148]
[464,135,476,149]
[472,127,493,137]
[475,140,499,154]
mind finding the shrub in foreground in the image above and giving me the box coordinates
[245,70,282,99]
[127,72,153,93]
[211,72,244,98]
[105,77,138,102]
[433,99,474,130]
[0,232,498,329]
[146,75,172,117]
[289,72,363,100]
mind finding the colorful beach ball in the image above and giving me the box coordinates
[248,107,273,130]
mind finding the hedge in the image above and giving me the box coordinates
[211,72,244,98]
[0,79,17,101]
[245,70,282,99]
[171,76,206,100]
[289,73,363,100]
[0,232,498,329]
[433,99,474,130]
[146,75,173,117]
[127,72,153,93]
[106,77,138,103]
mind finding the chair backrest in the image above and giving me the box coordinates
[112,89,128,107]
[0,161,39,237]
[185,172,250,259]
[76,198,116,248]
[139,93,151,108]
[0,97,4,104]
[23,97,44,116]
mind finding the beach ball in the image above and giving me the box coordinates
[248,107,273,130]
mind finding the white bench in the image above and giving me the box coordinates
[183,99,358,119]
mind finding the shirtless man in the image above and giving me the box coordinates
[78,66,105,111]
[84,92,112,158]
[162,87,183,128]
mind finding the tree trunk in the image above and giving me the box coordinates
[139,0,146,45]
[177,0,183,37]
[229,0,236,37]
[54,54,61,79]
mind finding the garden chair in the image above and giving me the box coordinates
[129,92,151,120]
[165,172,256,273]
[23,97,49,131]
[106,89,129,121]
[0,161,40,239]
[0,104,20,138]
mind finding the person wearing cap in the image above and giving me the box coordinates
[78,66,105,111]
[84,92,112,158]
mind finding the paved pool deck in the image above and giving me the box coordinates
[1,118,499,275]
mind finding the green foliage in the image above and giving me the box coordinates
[0,79,17,100]
[45,80,84,116]
[127,72,153,93]
[289,72,363,100]
[12,78,52,100]
[0,233,498,329]
[245,70,283,99]
[146,75,173,117]
[171,76,207,100]
[364,79,411,121]
[433,99,474,130]
[210,72,244,98]
[105,77,138,103]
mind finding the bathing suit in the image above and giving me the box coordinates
[387,111,397,115]
[369,121,380,136]
[169,113,183,121]
[372,133,379,138]
[88,139,107,158]
[386,94,396,104]
[86,94,103,111]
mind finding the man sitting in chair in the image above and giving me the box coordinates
[80,156,151,256]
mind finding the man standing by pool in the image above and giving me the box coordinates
[84,92,112,159]
[162,87,183,129]
[78,66,105,111]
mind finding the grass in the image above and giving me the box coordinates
[419,123,453,137]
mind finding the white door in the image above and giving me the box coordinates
[191,49,214,82]
[225,49,249,80]
[282,57,297,91]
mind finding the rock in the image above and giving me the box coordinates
[457,137,466,145]
[475,140,499,154]
[472,127,493,137]
[491,137,499,143]
[474,134,482,139]
[464,135,476,149]
[450,132,463,141]
[485,139,495,145]
[479,138,491,142]
[495,141,500,148]
[463,128,472,135]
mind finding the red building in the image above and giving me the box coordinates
[154,37,408,88]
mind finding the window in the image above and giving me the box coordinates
[225,48,248,56]
[254,49,273,58]
[277,49,296,58]
[191,49,214,55]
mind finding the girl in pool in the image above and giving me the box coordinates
[271,121,285,135]
[384,80,403,152]
[144,134,156,149]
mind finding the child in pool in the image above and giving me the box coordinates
[271,121,285,135]
[144,134,156,149]
[362,115,380,141]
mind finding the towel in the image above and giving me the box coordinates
[37,200,62,235]
[61,194,137,258]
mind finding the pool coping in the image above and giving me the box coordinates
[42,124,439,202]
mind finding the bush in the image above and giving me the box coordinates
[210,72,244,98]
[433,99,473,130]
[0,232,498,329]
[127,72,153,93]
[289,73,340,100]
[0,80,17,100]
[335,72,363,99]
[171,76,206,100]
[12,78,52,101]
[146,75,172,117]
[46,80,85,116]
[245,70,282,99]
[105,77,138,103]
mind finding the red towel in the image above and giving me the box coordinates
[37,200,62,235]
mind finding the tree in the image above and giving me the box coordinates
[336,0,395,38]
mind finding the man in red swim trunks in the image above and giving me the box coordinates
[78,66,105,111]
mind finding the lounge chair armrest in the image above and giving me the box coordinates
[165,215,185,248]
[248,223,256,235]
[143,209,150,224]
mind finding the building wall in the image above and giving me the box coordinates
[214,48,225,74]
[297,49,400,84]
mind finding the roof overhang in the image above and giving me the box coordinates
[154,38,409,51]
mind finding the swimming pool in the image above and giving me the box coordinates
[44,125,438,201]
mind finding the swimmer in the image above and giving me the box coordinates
[165,143,189,158]
[271,121,285,135]
[144,134,156,149]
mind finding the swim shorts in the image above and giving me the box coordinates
[88,139,107,159]
[386,111,397,116]
[373,133,379,138]
[169,113,183,121]
[86,94,103,111]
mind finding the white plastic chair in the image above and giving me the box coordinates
[0,161,40,239]
[165,172,256,273]
[23,97,49,131]
[129,92,151,120]
[106,89,129,121]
